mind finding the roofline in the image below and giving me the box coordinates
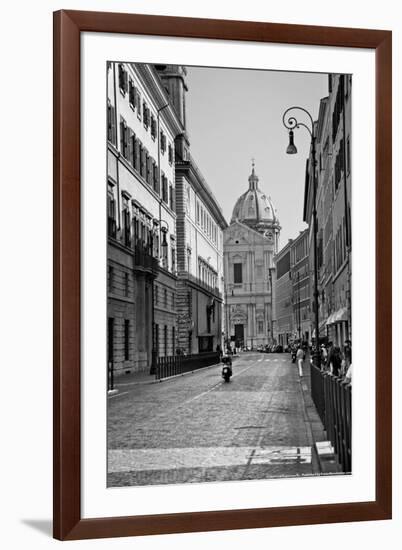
[175,156,228,229]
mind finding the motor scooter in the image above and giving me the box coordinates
[221,354,232,382]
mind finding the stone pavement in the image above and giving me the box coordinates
[107,352,341,487]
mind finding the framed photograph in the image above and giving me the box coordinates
[53,10,392,540]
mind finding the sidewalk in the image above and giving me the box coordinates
[111,369,156,388]
[110,357,227,390]
[299,357,341,475]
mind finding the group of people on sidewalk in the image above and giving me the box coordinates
[294,339,352,384]
[319,340,352,383]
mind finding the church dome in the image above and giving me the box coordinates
[231,162,279,231]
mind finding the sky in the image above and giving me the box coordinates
[184,66,328,246]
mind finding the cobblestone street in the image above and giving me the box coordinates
[107,352,327,486]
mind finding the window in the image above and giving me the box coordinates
[107,191,116,238]
[143,102,150,129]
[133,214,139,245]
[161,174,168,203]
[128,78,135,108]
[134,137,140,171]
[120,117,128,158]
[124,320,130,360]
[160,131,166,154]
[150,115,156,139]
[164,288,167,307]
[233,263,243,284]
[140,145,146,178]
[154,285,158,304]
[153,230,159,259]
[128,128,134,166]
[172,326,176,356]
[122,204,131,247]
[153,162,159,194]
[147,155,153,186]
[135,88,141,118]
[118,64,128,93]
[107,100,117,145]
[258,321,264,334]
[169,183,175,210]
[162,232,168,268]
[168,143,173,164]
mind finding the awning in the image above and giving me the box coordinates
[326,307,349,325]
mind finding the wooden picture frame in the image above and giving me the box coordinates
[53,9,392,540]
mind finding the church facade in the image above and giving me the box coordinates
[223,164,281,350]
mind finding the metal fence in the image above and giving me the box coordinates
[156,351,220,381]
[310,365,352,472]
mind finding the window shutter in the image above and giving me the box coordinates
[135,138,140,171]
[107,102,112,142]
[128,129,134,165]
[119,118,125,155]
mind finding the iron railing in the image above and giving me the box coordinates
[179,271,222,300]
[133,244,159,273]
[310,364,352,472]
[155,351,220,380]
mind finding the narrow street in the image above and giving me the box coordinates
[108,352,323,486]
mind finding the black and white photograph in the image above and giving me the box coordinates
[106,62,352,488]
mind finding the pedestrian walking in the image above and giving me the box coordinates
[325,341,334,372]
[296,346,304,377]
[320,343,328,368]
[330,346,342,376]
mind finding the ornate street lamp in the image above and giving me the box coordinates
[282,106,320,368]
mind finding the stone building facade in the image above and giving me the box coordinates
[274,240,293,347]
[223,164,280,349]
[290,229,311,344]
[303,74,352,347]
[107,62,184,375]
[155,65,228,355]
[274,229,311,347]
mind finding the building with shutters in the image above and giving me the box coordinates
[155,65,228,355]
[223,163,280,350]
[303,74,351,347]
[274,239,293,347]
[290,229,311,345]
[274,229,311,348]
[107,62,184,375]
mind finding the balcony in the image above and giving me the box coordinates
[179,271,222,300]
[133,244,159,275]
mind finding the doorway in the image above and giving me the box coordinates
[234,324,244,348]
